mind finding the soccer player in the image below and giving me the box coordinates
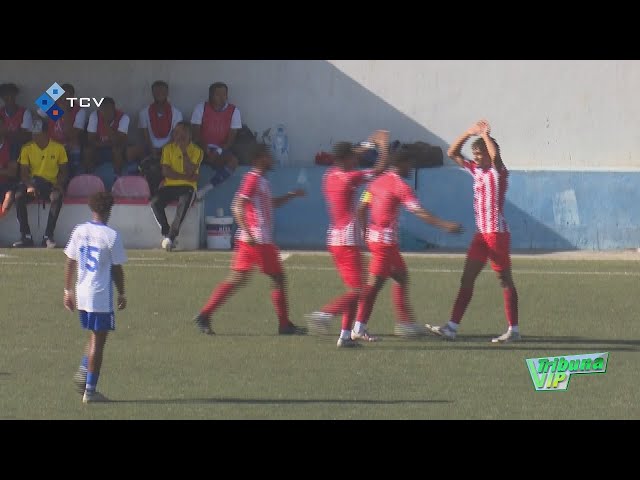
[356,146,463,338]
[425,119,520,343]
[64,191,128,403]
[192,143,306,335]
[305,131,389,348]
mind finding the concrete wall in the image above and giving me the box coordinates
[0,200,203,250]
[2,59,639,250]
[201,166,640,251]
[2,60,640,170]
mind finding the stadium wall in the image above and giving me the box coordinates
[203,166,640,251]
[2,60,638,250]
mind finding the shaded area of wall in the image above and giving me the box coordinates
[201,166,640,251]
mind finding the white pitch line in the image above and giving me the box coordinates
[1,260,639,276]
[280,253,291,261]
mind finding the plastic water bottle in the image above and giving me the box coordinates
[271,124,289,166]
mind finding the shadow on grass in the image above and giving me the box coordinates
[109,397,452,405]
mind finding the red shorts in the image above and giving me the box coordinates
[328,245,363,288]
[467,232,511,272]
[367,242,407,278]
[232,241,283,275]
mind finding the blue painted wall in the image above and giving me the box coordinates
[198,165,640,251]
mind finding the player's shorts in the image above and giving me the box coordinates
[467,232,512,272]
[79,310,115,331]
[328,245,363,288]
[367,241,407,278]
[232,241,283,275]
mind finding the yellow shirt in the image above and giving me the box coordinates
[19,140,68,184]
[161,142,203,188]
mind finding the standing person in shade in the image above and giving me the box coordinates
[426,119,520,343]
[305,131,390,348]
[64,191,128,403]
[192,144,306,336]
[356,146,463,338]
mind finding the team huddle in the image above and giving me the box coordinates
[63,119,520,403]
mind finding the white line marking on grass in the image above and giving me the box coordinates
[280,253,291,261]
[2,260,640,276]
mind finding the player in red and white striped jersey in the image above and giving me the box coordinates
[426,119,520,343]
[305,131,389,348]
[193,143,307,336]
[356,147,463,339]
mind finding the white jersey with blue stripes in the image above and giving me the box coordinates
[64,221,128,313]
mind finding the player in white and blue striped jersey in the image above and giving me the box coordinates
[63,191,128,404]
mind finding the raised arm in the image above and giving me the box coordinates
[368,129,390,175]
[447,121,484,168]
[478,119,504,170]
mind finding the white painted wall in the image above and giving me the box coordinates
[2,60,639,170]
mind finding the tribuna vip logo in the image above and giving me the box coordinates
[34,82,104,121]
[525,352,609,391]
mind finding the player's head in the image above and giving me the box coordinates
[208,82,228,110]
[60,83,75,106]
[172,121,191,145]
[332,141,360,170]
[0,83,19,106]
[31,119,49,145]
[471,137,498,169]
[249,143,273,171]
[151,80,169,104]
[89,191,115,223]
[390,146,414,178]
[99,97,116,122]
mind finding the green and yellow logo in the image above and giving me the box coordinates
[525,352,608,391]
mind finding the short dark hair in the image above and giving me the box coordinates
[0,83,19,96]
[472,136,500,152]
[152,80,168,90]
[61,83,75,95]
[248,143,270,163]
[209,82,228,94]
[88,192,115,217]
[332,141,356,161]
[101,97,116,108]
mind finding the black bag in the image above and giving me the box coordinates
[403,142,443,168]
[231,124,259,165]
